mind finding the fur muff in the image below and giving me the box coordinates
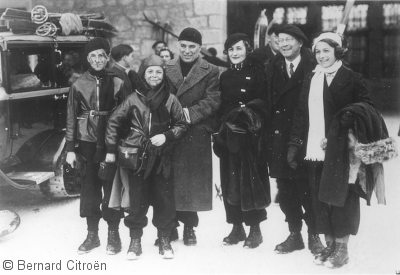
[354,137,398,165]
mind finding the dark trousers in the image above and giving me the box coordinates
[78,141,122,231]
[223,199,266,226]
[276,177,315,234]
[124,168,176,238]
[308,162,360,237]
[176,211,199,227]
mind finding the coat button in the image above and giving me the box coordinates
[274,130,280,134]
[276,110,280,114]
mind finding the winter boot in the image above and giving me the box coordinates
[183,225,197,246]
[274,232,304,254]
[77,231,100,254]
[314,241,335,265]
[308,234,325,255]
[159,236,174,259]
[223,224,246,245]
[127,238,142,260]
[325,242,349,268]
[106,230,121,255]
[243,224,263,248]
[154,228,179,246]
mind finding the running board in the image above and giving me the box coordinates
[6,171,54,186]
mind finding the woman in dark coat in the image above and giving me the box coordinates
[105,55,187,260]
[213,33,270,249]
[289,32,373,268]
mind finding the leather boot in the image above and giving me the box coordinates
[127,238,142,260]
[154,228,179,246]
[243,224,263,248]
[77,231,100,254]
[325,242,349,268]
[223,224,246,245]
[308,234,325,255]
[183,225,197,246]
[159,236,174,259]
[274,232,304,254]
[314,241,335,265]
[106,230,121,255]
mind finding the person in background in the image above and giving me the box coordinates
[266,24,324,256]
[105,55,187,260]
[213,33,270,248]
[202,47,229,68]
[65,37,125,256]
[159,47,174,63]
[290,32,375,268]
[152,40,167,55]
[109,44,143,104]
[251,23,280,68]
[165,27,220,246]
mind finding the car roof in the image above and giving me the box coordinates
[0,32,92,49]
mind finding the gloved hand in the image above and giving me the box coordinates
[340,111,354,128]
[287,145,298,170]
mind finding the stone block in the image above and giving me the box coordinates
[209,15,225,29]
[202,29,224,44]
[188,16,208,28]
[141,39,156,57]
[194,0,225,15]
[105,0,117,6]
[118,0,135,5]
[85,0,104,9]
[114,16,132,32]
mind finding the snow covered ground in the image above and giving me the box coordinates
[1,114,400,275]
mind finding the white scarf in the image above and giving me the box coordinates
[305,60,342,161]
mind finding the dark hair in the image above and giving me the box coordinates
[159,47,174,60]
[223,40,253,55]
[152,40,166,49]
[314,38,347,60]
[111,44,133,62]
[207,47,217,57]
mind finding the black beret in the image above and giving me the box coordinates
[178,27,202,45]
[85,37,110,56]
[276,24,308,43]
[224,33,250,52]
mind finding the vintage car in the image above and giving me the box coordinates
[0,32,92,197]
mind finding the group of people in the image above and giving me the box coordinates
[65,23,390,269]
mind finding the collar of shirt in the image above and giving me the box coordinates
[285,55,301,76]
[115,62,130,75]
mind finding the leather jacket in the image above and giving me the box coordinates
[105,90,188,153]
[65,71,122,151]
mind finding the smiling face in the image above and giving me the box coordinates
[87,49,109,71]
[178,40,201,63]
[144,65,164,87]
[278,33,302,61]
[228,40,247,64]
[314,41,337,68]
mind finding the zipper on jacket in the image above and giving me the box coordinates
[95,77,100,111]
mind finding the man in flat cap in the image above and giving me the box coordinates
[165,27,220,246]
[265,24,324,255]
[65,37,126,255]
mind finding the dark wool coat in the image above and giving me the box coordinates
[215,60,270,211]
[165,57,220,211]
[266,48,315,179]
[290,65,373,206]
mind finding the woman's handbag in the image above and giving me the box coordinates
[117,141,150,173]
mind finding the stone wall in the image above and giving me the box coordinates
[30,0,227,71]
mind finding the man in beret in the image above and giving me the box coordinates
[65,37,125,255]
[265,24,324,255]
[165,27,220,246]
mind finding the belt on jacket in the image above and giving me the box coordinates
[81,110,110,117]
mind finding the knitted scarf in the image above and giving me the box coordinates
[305,60,342,161]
